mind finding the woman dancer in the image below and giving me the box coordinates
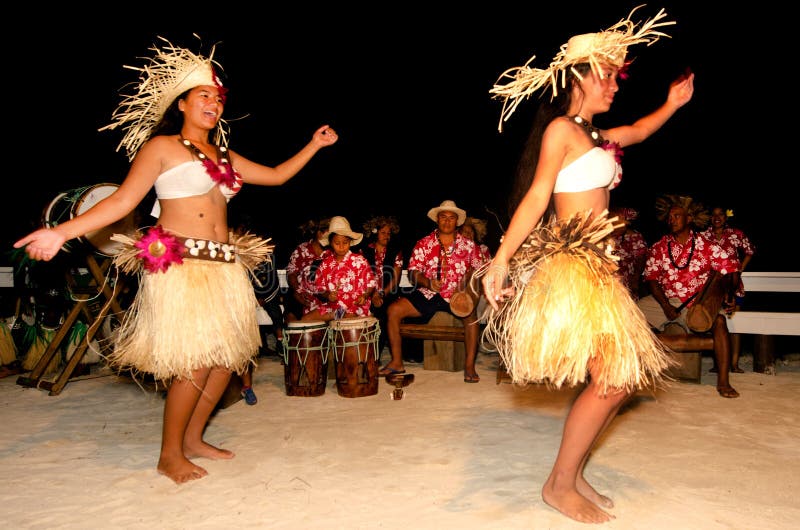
[481,7,693,523]
[14,37,338,483]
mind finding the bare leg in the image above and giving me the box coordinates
[462,313,480,382]
[183,366,235,460]
[541,374,629,524]
[157,368,211,484]
[712,316,739,398]
[730,333,743,372]
[574,394,630,509]
[380,298,420,374]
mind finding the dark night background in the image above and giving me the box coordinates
[4,2,788,272]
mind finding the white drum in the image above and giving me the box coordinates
[42,183,137,256]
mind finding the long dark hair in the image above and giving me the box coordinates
[507,64,591,217]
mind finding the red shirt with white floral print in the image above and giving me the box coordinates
[313,250,377,317]
[408,231,484,301]
[367,243,403,291]
[701,227,755,298]
[286,240,330,314]
[612,229,647,298]
[643,230,739,303]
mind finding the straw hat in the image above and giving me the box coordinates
[427,200,467,226]
[462,217,488,242]
[321,216,363,246]
[98,36,228,160]
[490,6,674,131]
[654,194,710,229]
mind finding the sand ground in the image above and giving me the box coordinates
[1,345,799,530]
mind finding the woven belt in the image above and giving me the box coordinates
[176,236,236,263]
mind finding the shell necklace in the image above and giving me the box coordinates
[668,234,695,270]
[570,115,605,146]
[180,136,241,188]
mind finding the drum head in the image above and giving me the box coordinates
[330,316,378,331]
[74,183,137,256]
[285,321,327,332]
[41,183,137,257]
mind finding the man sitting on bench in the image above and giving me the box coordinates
[379,200,484,382]
[637,194,741,398]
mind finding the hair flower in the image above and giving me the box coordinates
[135,225,184,273]
[726,209,734,218]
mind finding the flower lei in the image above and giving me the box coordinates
[181,138,243,191]
[601,140,624,163]
[134,225,184,273]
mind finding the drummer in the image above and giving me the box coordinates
[301,216,376,322]
[379,200,484,383]
[638,194,741,398]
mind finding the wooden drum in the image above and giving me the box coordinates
[282,321,330,397]
[329,317,380,398]
[686,271,731,333]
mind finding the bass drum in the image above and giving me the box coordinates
[42,183,137,256]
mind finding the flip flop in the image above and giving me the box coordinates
[379,366,406,376]
[464,372,480,383]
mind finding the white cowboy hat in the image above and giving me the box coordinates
[427,200,466,226]
[321,216,363,246]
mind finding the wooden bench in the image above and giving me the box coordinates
[399,312,466,372]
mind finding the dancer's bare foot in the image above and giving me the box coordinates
[184,441,235,460]
[542,480,614,524]
[157,455,208,484]
[576,476,614,509]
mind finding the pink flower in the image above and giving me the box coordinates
[601,140,624,163]
[134,225,184,273]
[618,60,632,80]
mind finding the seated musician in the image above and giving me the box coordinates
[637,195,741,398]
[301,216,376,322]
[379,200,484,383]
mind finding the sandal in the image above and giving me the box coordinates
[464,372,480,383]
[716,386,740,399]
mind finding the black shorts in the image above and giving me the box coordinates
[404,290,453,322]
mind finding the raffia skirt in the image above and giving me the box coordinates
[106,230,273,382]
[481,211,673,395]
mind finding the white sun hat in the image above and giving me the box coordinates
[321,216,363,246]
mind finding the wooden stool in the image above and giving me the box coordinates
[423,312,465,372]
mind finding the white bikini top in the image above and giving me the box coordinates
[150,161,242,217]
[553,147,622,193]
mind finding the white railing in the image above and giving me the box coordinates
[265,270,800,335]
[727,272,800,335]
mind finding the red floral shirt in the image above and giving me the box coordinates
[643,230,739,303]
[408,231,484,301]
[367,243,403,291]
[701,227,755,297]
[611,229,647,298]
[286,240,330,314]
[313,250,377,317]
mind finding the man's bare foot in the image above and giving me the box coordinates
[576,476,614,509]
[157,456,208,484]
[542,481,615,524]
[184,441,235,460]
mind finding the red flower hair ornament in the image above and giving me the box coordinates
[135,225,184,273]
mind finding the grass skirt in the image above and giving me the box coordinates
[107,231,273,382]
[481,211,673,394]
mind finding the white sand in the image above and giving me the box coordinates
[2,350,799,530]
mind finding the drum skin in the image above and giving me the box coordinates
[42,183,137,257]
